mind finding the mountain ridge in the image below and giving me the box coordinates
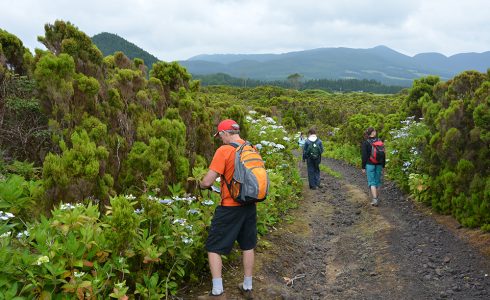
[90,32,490,86]
[180,46,490,86]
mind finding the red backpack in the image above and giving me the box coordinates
[368,139,385,164]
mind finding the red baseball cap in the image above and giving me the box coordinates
[214,119,240,137]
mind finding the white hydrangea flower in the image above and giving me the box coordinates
[36,255,50,265]
[17,230,29,239]
[74,271,86,278]
[0,231,12,238]
[159,198,173,205]
[202,199,214,206]
[148,195,159,201]
[182,237,193,244]
[0,211,15,220]
[125,194,136,200]
[60,203,74,210]
[265,117,276,124]
[173,218,187,225]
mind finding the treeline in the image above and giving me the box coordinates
[193,72,405,94]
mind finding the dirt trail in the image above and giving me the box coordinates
[182,158,490,300]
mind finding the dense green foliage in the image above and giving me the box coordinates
[200,85,404,138]
[92,32,159,70]
[0,22,303,297]
[194,72,404,94]
[406,71,490,228]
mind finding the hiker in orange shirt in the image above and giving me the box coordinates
[199,119,256,300]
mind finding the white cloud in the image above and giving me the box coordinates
[0,0,489,61]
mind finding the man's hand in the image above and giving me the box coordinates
[200,170,220,189]
[362,169,366,174]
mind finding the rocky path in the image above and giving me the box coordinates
[182,158,490,299]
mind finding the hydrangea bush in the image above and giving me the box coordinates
[0,112,302,298]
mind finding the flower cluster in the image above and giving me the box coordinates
[17,230,29,239]
[148,195,197,205]
[0,231,11,238]
[0,211,14,221]
[202,199,215,206]
[173,218,187,226]
[74,271,86,278]
[124,194,136,200]
[35,255,50,265]
[60,203,84,210]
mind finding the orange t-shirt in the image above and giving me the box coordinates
[209,139,245,207]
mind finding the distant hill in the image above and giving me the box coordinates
[180,46,490,86]
[92,32,159,68]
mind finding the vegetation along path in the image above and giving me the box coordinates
[184,158,490,299]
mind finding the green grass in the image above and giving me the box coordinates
[320,164,342,178]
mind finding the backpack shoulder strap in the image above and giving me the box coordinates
[223,141,249,197]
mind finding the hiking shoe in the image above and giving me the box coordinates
[371,198,379,206]
[310,186,317,190]
[197,291,227,300]
[238,283,254,299]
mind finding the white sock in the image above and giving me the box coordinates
[243,276,253,290]
[212,278,223,295]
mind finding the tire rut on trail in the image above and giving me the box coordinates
[181,158,490,300]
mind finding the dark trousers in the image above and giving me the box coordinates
[306,157,321,188]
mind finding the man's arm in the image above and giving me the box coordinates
[361,141,368,170]
[199,169,220,189]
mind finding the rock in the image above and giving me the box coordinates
[294,262,306,274]
[265,287,281,297]
[443,256,451,263]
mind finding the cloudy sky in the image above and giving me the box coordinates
[1,0,489,61]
